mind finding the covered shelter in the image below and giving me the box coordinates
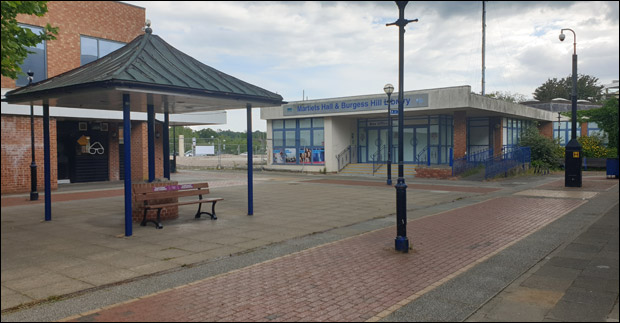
[3,27,284,236]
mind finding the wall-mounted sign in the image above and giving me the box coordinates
[77,135,89,146]
[283,94,428,116]
[89,142,104,155]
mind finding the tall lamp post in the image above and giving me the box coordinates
[559,28,582,187]
[387,1,417,252]
[384,83,394,186]
[28,70,39,201]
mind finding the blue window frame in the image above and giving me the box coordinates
[16,24,47,87]
[552,121,581,146]
[503,117,532,149]
[272,118,324,165]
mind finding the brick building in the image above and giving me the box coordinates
[1,1,224,194]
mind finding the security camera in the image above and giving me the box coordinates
[559,33,565,41]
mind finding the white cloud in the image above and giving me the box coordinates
[125,1,619,132]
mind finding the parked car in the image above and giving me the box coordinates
[185,151,193,157]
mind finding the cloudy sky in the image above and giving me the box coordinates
[125,1,619,132]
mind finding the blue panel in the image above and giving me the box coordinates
[43,103,51,221]
[123,94,133,237]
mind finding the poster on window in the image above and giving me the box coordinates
[299,148,312,164]
[273,149,285,164]
[312,148,325,164]
[285,148,297,164]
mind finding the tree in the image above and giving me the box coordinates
[533,74,604,103]
[576,98,619,152]
[518,124,564,169]
[485,91,527,103]
[1,1,58,79]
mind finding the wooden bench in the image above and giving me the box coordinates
[133,182,223,229]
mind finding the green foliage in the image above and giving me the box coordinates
[168,126,267,154]
[578,135,610,158]
[518,125,564,169]
[575,98,619,152]
[484,91,527,103]
[1,1,59,79]
[533,74,604,103]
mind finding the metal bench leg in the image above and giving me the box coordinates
[141,208,163,229]
[195,202,217,220]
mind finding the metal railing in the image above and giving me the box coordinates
[337,145,353,172]
[451,147,494,176]
[484,146,531,179]
[371,145,386,175]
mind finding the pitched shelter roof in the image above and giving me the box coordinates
[4,30,283,112]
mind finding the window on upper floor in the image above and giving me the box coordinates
[16,24,47,87]
[80,36,125,65]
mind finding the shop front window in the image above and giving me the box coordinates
[272,118,324,165]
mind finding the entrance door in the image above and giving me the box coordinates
[368,129,388,163]
[415,127,428,163]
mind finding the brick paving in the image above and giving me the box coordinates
[68,196,585,322]
[305,179,501,194]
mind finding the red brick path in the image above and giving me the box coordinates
[306,179,500,194]
[70,196,585,322]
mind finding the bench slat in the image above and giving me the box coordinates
[145,198,224,209]
[134,187,211,202]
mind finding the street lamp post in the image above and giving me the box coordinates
[384,83,395,186]
[559,28,582,187]
[28,70,39,201]
[387,1,417,252]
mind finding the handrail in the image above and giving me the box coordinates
[371,144,386,175]
[415,146,428,166]
[336,145,352,172]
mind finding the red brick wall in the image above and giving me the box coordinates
[1,115,58,194]
[132,181,179,223]
[538,121,553,139]
[453,111,467,159]
[414,167,454,179]
[108,123,120,181]
[580,122,588,138]
[491,117,503,157]
[129,122,164,181]
[1,1,145,87]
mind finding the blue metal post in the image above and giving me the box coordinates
[147,104,155,182]
[163,111,170,180]
[247,103,253,216]
[123,94,133,237]
[43,102,51,221]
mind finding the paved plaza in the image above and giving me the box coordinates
[1,170,618,322]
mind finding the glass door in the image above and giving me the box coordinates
[415,126,428,164]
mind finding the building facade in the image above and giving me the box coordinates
[261,86,558,174]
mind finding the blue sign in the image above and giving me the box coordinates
[283,93,428,116]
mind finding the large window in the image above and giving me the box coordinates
[503,117,532,149]
[552,121,581,146]
[16,24,47,86]
[80,36,125,65]
[272,118,324,165]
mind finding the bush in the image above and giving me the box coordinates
[578,134,610,158]
[518,125,564,169]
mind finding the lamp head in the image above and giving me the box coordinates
[384,83,395,95]
[559,32,566,41]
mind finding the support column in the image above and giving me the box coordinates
[247,103,253,216]
[123,94,133,237]
[43,102,51,221]
[453,111,467,159]
[163,111,170,180]
[147,104,155,182]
